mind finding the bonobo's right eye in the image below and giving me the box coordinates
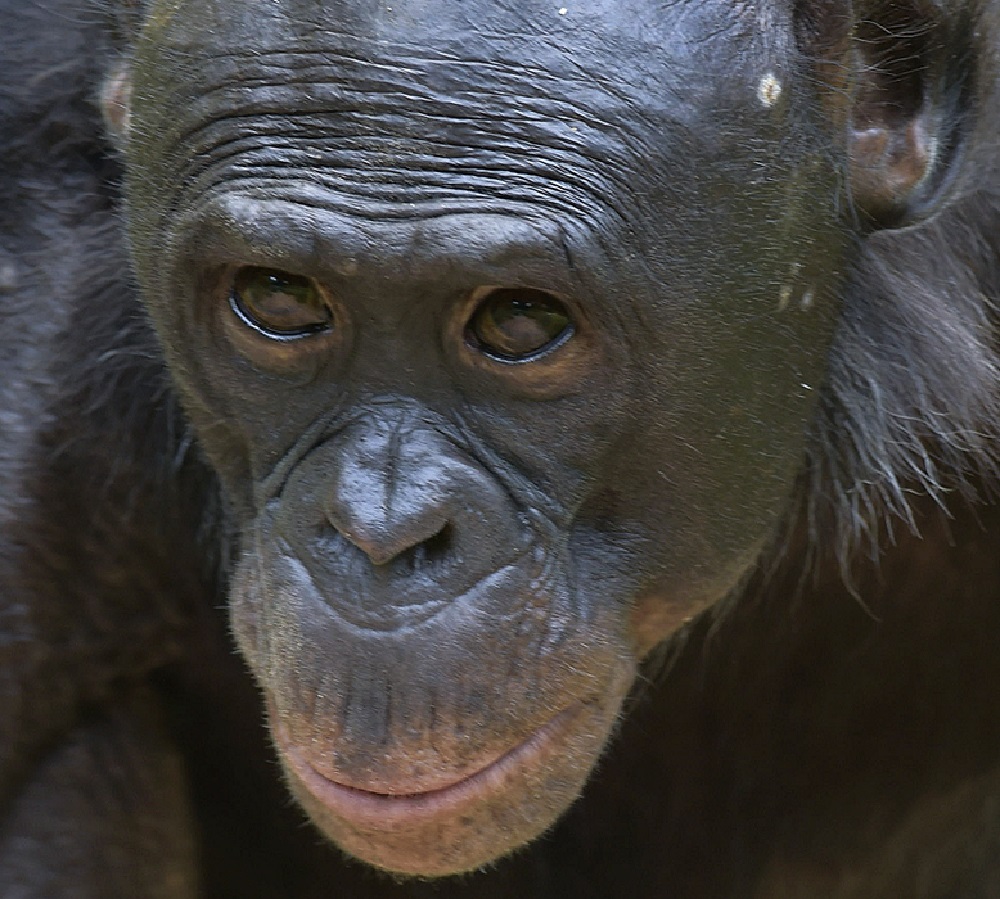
[230,267,333,340]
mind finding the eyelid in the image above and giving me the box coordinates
[230,266,333,341]
[447,284,599,399]
[214,264,348,376]
[228,291,331,341]
[465,287,575,363]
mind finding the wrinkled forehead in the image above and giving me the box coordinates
[129,0,817,269]
[137,0,774,114]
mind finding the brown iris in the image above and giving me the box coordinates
[230,267,332,340]
[467,288,574,361]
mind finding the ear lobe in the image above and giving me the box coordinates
[800,1,972,229]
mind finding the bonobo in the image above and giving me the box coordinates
[3,0,1000,896]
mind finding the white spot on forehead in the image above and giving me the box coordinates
[778,264,818,313]
[558,7,568,14]
[757,72,782,109]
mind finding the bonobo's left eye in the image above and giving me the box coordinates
[230,266,332,340]
[466,287,574,361]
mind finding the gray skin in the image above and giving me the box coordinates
[119,0,980,879]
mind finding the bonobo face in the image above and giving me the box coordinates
[126,0,848,876]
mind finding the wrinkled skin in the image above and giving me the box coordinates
[4,0,1000,896]
[126,0,850,876]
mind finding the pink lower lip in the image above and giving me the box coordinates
[279,704,582,825]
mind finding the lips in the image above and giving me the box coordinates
[275,702,582,828]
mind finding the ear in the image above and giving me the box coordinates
[97,2,146,150]
[100,59,133,148]
[798,1,975,228]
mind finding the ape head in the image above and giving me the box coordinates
[120,0,972,878]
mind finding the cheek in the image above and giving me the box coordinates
[571,461,789,659]
[621,471,793,655]
[627,547,759,657]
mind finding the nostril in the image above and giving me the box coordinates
[390,523,453,577]
[320,512,454,570]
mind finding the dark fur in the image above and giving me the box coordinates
[3,1,1000,897]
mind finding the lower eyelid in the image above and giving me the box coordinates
[229,269,333,340]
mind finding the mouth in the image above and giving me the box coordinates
[277,702,584,828]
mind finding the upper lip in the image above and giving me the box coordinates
[301,546,539,633]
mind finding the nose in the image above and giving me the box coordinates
[323,422,455,568]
